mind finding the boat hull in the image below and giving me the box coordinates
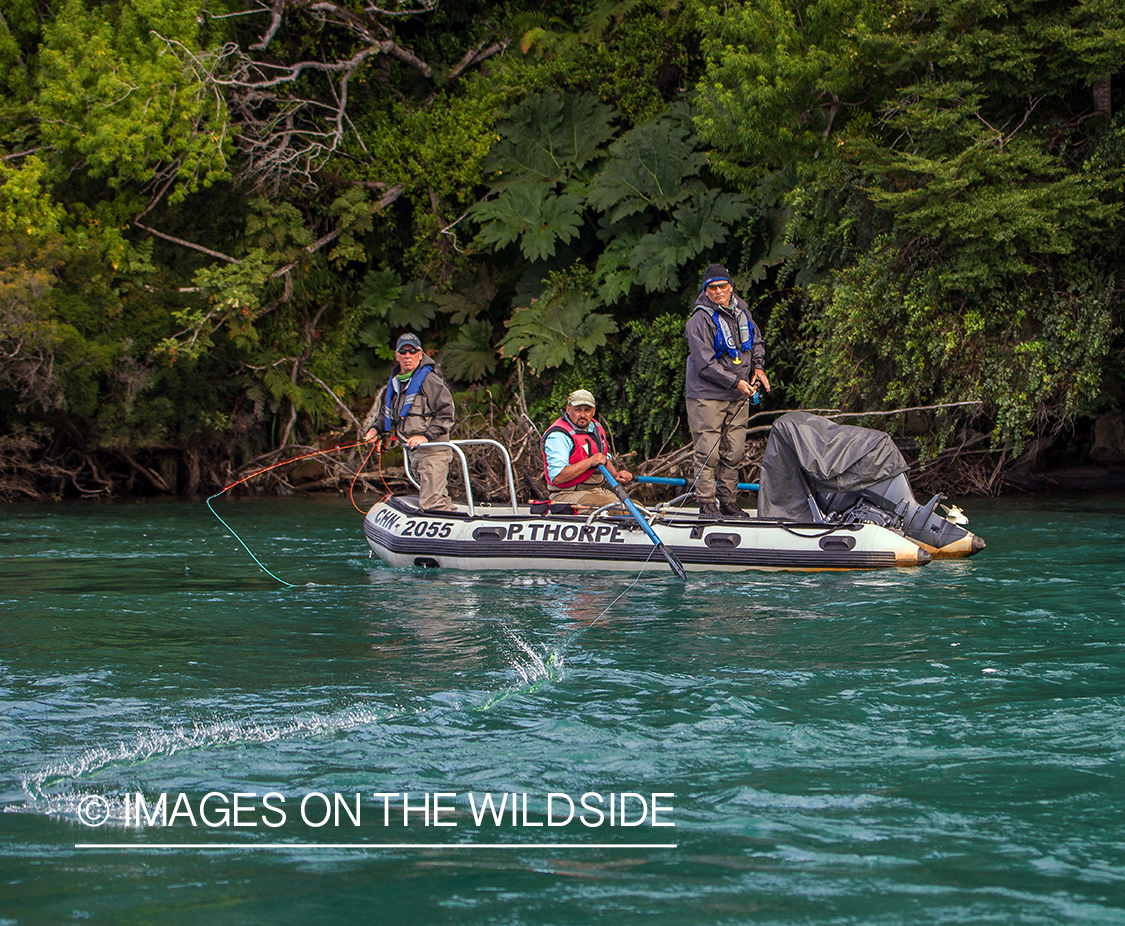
[363,497,932,572]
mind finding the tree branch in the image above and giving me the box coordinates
[302,369,364,433]
[445,39,508,84]
[249,0,286,51]
[2,147,49,161]
[115,451,171,493]
[132,220,241,264]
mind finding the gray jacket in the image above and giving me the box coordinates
[684,291,766,401]
[376,354,455,442]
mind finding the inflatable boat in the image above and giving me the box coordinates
[363,421,985,574]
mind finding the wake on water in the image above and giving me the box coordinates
[16,629,570,827]
[15,548,659,827]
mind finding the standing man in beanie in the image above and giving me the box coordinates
[542,389,633,510]
[365,333,457,512]
[684,264,770,520]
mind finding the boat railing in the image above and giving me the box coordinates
[401,439,519,517]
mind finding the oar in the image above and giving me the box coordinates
[637,476,760,492]
[597,464,687,581]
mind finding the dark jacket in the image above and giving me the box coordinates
[375,354,455,442]
[684,291,766,401]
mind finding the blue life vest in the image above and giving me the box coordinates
[383,364,433,433]
[694,303,753,360]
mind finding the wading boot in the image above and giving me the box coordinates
[698,500,721,520]
[719,500,750,520]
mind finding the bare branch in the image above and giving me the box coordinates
[213,45,387,90]
[302,369,364,433]
[136,159,182,220]
[822,400,983,420]
[445,39,508,84]
[821,94,840,140]
[975,96,1041,150]
[159,6,502,192]
[249,0,286,51]
[115,451,170,493]
[2,147,49,161]
[133,219,242,264]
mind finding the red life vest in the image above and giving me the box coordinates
[541,415,609,489]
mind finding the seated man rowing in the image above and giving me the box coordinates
[541,389,633,510]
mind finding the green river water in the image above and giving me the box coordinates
[1,492,1123,924]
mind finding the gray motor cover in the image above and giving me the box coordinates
[758,412,909,520]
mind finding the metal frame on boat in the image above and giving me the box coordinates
[362,441,965,573]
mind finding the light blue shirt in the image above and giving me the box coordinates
[544,420,609,483]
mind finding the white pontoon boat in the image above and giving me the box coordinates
[363,421,985,573]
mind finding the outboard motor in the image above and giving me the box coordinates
[759,411,986,558]
[815,473,985,558]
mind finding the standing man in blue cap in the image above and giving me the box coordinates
[365,332,457,512]
[684,264,770,520]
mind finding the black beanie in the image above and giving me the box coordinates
[701,264,732,288]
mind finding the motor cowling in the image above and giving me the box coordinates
[815,472,980,554]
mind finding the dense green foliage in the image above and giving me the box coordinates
[1,0,1123,496]
[696,0,1125,451]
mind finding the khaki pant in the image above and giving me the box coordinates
[549,472,618,509]
[409,443,455,511]
[687,396,748,503]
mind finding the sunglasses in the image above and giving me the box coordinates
[396,347,420,355]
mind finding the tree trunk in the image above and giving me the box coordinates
[186,448,201,496]
[1093,77,1112,117]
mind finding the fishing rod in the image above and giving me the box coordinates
[206,437,379,587]
[676,381,762,503]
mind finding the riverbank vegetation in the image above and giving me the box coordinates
[2,0,1124,499]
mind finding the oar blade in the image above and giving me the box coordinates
[657,542,687,581]
[598,464,686,581]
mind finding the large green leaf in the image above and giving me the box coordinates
[357,320,392,358]
[434,267,498,325]
[471,182,585,262]
[358,268,403,319]
[673,188,750,250]
[587,117,709,222]
[482,92,618,188]
[441,319,497,383]
[499,288,618,373]
[594,231,645,304]
[629,189,750,292]
[387,279,440,329]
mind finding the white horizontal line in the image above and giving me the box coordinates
[76,843,677,850]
